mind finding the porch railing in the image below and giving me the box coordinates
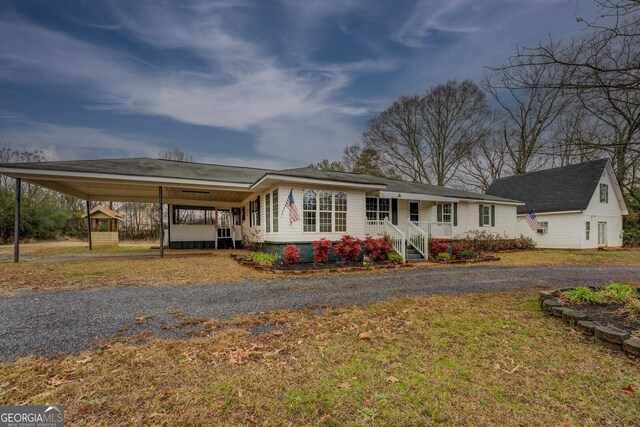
[366,219,406,262]
[407,220,428,259]
[427,222,453,239]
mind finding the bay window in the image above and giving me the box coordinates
[303,189,348,232]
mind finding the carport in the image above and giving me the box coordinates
[0,158,269,262]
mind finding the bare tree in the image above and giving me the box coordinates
[309,159,346,172]
[363,80,490,186]
[459,127,509,191]
[158,148,194,162]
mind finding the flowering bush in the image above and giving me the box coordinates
[312,238,333,263]
[429,239,449,258]
[282,243,300,264]
[332,235,363,262]
[451,242,466,258]
[363,236,393,262]
[455,230,535,255]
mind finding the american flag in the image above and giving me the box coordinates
[282,189,300,225]
[524,210,540,231]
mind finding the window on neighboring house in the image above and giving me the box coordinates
[600,183,609,203]
[272,189,278,233]
[538,221,549,234]
[303,189,348,232]
[366,197,390,221]
[585,221,590,240]
[173,207,215,225]
[303,189,317,232]
[265,193,271,233]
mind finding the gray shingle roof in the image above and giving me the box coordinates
[486,159,609,214]
[271,167,388,186]
[380,178,520,203]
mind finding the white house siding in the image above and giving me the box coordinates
[517,212,584,249]
[581,168,624,248]
[264,184,367,243]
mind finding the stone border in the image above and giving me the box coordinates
[230,254,411,275]
[539,288,640,357]
[429,255,501,264]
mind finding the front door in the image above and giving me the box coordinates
[217,209,231,238]
[409,202,419,223]
[598,222,607,247]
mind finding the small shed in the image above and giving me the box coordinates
[81,206,124,248]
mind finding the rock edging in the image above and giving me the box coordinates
[539,289,639,357]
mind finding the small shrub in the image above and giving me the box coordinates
[601,283,637,302]
[461,249,474,259]
[454,230,535,255]
[362,255,371,267]
[436,252,451,262]
[562,287,596,303]
[242,229,264,252]
[282,243,300,264]
[429,239,449,258]
[451,242,466,258]
[364,236,393,262]
[311,238,333,263]
[246,252,279,266]
[623,298,640,317]
[387,251,403,264]
[333,235,363,262]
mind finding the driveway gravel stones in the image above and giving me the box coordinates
[1,265,639,361]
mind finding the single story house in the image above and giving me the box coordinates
[0,157,522,262]
[486,158,628,249]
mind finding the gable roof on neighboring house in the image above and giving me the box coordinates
[486,158,627,215]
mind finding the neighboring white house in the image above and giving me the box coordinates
[0,158,522,261]
[486,159,628,249]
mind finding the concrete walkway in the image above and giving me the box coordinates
[1,265,638,361]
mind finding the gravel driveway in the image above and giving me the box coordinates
[1,265,638,361]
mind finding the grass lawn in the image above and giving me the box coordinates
[497,249,640,267]
[1,291,638,426]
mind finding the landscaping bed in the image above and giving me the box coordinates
[231,253,408,274]
[539,284,640,357]
[429,255,501,264]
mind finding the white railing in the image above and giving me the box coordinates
[407,220,428,259]
[427,222,453,239]
[230,226,236,249]
[366,219,406,262]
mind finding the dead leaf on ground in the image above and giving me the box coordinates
[337,382,351,389]
[386,376,400,383]
[359,332,372,340]
[77,356,92,364]
[621,385,635,396]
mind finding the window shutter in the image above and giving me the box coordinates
[453,203,458,227]
[249,202,253,227]
[437,204,442,222]
[256,196,261,226]
[391,199,398,225]
[479,204,483,227]
[491,205,495,227]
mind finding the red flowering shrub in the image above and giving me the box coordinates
[451,242,466,258]
[282,243,300,264]
[364,236,393,262]
[429,239,449,258]
[332,235,363,262]
[312,238,333,263]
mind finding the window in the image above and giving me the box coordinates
[303,190,317,232]
[303,189,348,232]
[482,206,490,226]
[272,189,278,233]
[265,193,271,233]
[409,203,419,223]
[173,206,215,225]
[600,183,608,203]
[366,197,390,221]
[335,192,347,232]
[585,221,590,240]
[442,203,452,223]
[249,197,260,227]
[537,221,549,234]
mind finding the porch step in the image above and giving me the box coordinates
[405,244,425,261]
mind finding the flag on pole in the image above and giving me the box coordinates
[524,210,540,231]
[282,189,300,225]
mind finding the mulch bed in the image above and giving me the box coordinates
[429,255,500,264]
[561,301,640,332]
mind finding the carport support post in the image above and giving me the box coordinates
[159,186,164,258]
[86,200,92,250]
[14,178,21,263]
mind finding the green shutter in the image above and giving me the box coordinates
[391,199,398,225]
[453,203,458,226]
[491,205,495,227]
[256,196,261,226]
[249,201,253,227]
[437,204,442,222]
[479,205,483,227]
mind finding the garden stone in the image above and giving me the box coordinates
[576,320,599,336]
[551,306,567,317]
[561,309,589,324]
[594,325,630,344]
[539,291,554,308]
[542,299,562,314]
[622,339,640,357]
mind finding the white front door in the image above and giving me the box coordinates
[217,209,231,238]
[598,222,607,247]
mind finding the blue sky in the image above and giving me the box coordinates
[0,0,597,168]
